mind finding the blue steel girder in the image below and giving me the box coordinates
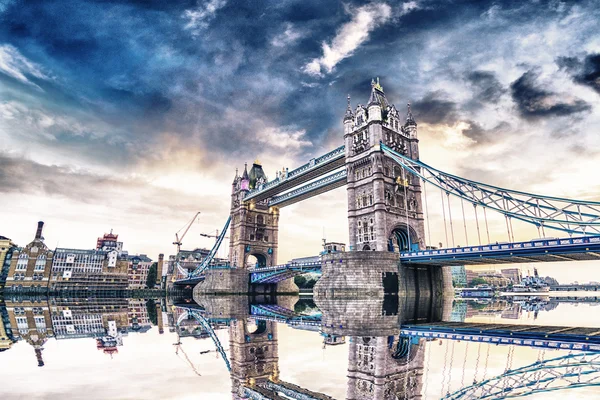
[267,169,347,208]
[188,216,231,278]
[443,352,600,399]
[400,235,600,265]
[381,143,600,236]
[176,307,231,372]
[244,145,346,203]
[249,261,322,284]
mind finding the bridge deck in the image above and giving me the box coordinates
[244,145,345,204]
[401,235,600,266]
[402,321,600,351]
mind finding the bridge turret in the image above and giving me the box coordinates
[344,94,354,135]
[403,103,417,139]
[240,163,250,192]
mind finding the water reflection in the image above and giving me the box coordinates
[1,291,600,399]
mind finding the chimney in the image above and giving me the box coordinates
[35,221,44,240]
[157,253,164,286]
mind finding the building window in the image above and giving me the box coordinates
[357,221,362,243]
[34,255,46,271]
[16,253,28,271]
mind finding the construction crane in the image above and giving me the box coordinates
[200,229,229,243]
[173,212,201,253]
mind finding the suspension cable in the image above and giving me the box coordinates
[460,341,469,389]
[473,342,482,384]
[423,177,433,248]
[447,192,456,247]
[424,339,432,397]
[474,204,482,245]
[508,217,515,242]
[483,207,491,244]
[447,339,456,395]
[441,189,449,248]
[483,343,490,381]
[402,168,411,251]
[461,198,469,246]
[441,339,449,398]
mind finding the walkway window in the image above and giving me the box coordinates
[16,253,28,271]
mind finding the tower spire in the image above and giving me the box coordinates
[405,102,416,126]
[344,94,354,121]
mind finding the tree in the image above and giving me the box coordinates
[294,275,307,288]
[146,263,158,289]
[469,277,488,287]
[146,299,158,325]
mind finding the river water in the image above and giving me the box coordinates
[1,293,600,399]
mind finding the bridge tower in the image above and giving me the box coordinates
[229,319,279,399]
[346,335,425,400]
[345,78,425,252]
[229,162,280,269]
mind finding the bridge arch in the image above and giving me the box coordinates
[388,223,419,252]
[246,252,267,268]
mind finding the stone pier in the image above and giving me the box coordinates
[314,250,453,299]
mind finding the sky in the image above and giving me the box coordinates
[1,0,600,281]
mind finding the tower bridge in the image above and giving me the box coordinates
[176,293,600,400]
[175,77,600,296]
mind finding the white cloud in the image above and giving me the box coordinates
[183,0,227,35]
[271,23,304,48]
[303,3,392,77]
[255,127,312,150]
[0,44,50,88]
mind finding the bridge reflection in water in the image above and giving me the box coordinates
[174,284,600,400]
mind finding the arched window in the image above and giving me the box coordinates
[16,253,28,271]
[363,220,369,242]
[357,221,362,243]
[256,215,264,225]
[368,195,373,206]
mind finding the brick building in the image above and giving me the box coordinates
[5,222,54,292]
[126,254,153,289]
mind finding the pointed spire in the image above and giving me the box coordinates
[240,163,250,191]
[405,102,416,126]
[232,167,239,184]
[242,163,249,180]
[344,94,354,121]
[368,77,386,107]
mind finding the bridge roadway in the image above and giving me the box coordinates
[247,235,600,284]
[401,321,600,352]
[401,235,600,266]
[243,145,345,204]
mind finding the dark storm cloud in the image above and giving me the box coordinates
[557,53,600,95]
[466,71,506,106]
[510,70,591,119]
[461,120,511,145]
[411,91,458,125]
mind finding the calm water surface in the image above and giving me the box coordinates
[1,294,600,399]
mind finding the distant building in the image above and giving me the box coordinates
[96,230,124,253]
[49,247,129,290]
[127,299,152,332]
[450,301,467,322]
[5,222,54,292]
[450,266,467,286]
[0,235,16,288]
[0,300,14,353]
[501,268,522,284]
[5,299,54,366]
[126,254,153,289]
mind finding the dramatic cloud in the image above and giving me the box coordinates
[465,71,506,106]
[271,23,305,48]
[557,53,600,94]
[411,91,458,125]
[303,3,392,77]
[0,44,51,88]
[183,0,227,35]
[510,70,591,119]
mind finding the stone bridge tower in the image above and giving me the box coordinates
[347,335,425,400]
[229,319,279,399]
[229,162,279,269]
[344,78,425,252]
